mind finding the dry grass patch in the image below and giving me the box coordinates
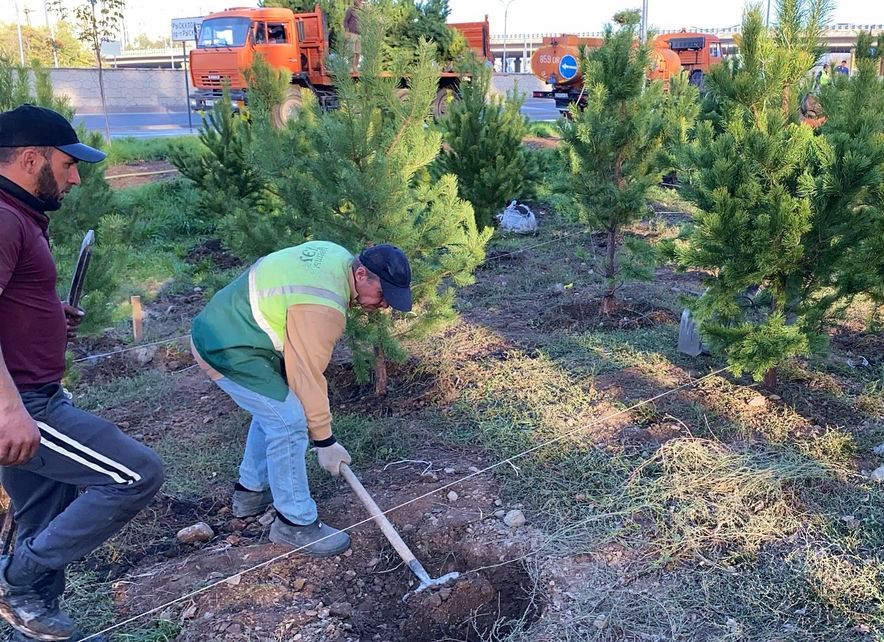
[624,438,833,563]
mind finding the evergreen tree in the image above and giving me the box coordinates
[436,57,538,229]
[300,7,491,390]
[558,11,673,315]
[676,1,884,385]
[170,88,284,259]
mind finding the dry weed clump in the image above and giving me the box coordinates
[794,547,884,628]
[625,438,832,562]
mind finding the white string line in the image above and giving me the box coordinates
[105,169,180,181]
[72,335,190,363]
[80,365,730,641]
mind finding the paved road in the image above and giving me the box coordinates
[73,98,561,140]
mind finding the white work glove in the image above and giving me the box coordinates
[315,441,351,476]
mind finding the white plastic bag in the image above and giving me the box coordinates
[496,200,538,234]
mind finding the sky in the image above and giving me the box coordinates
[2,0,881,41]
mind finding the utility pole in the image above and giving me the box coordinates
[44,0,60,67]
[641,0,649,43]
[766,0,772,27]
[13,0,26,65]
[500,0,518,74]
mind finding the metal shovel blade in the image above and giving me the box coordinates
[402,559,460,602]
[677,308,704,356]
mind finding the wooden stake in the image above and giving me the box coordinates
[131,295,143,343]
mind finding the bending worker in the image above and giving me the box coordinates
[191,241,412,555]
[0,105,164,642]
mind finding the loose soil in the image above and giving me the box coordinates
[115,455,545,642]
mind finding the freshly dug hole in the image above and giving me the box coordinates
[352,559,543,641]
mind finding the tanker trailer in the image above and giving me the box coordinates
[531,35,690,116]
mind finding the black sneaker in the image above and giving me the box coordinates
[0,557,75,641]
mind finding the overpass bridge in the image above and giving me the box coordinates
[105,23,883,73]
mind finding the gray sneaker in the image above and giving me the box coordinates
[269,518,351,556]
[231,487,273,518]
[0,557,75,642]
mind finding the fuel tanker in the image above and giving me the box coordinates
[531,32,722,115]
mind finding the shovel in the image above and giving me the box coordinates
[340,464,460,601]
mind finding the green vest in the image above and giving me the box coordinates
[192,241,353,400]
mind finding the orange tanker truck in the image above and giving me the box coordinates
[189,5,491,123]
[531,31,722,114]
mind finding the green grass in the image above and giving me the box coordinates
[646,184,703,216]
[154,411,248,500]
[525,120,562,138]
[77,370,179,412]
[106,136,203,165]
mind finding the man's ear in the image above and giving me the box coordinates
[18,147,44,172]
[353,265,368,282]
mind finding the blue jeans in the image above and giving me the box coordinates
[214,377,318,525]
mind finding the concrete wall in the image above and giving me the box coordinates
[38,68,545,113]
[48,68,191,113]
[491,73,549,97]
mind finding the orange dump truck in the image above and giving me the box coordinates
[531,31,721,114]
[189,6,490,121]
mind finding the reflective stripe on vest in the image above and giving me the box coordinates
[247,243,352,352]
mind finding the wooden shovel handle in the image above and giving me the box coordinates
[340,464,417,566]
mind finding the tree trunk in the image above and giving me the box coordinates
[602,226,618,316]
[373,345,388,397]
[762,367,778,390]
[96,48,111,142]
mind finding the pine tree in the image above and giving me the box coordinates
[436,56,538,229]
[304,8,491,391]
[558,11,672,315]
[170,89,284,259]
[676,1,884,385]
[176,7,490,392]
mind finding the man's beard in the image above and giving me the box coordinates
[35,161,63,211]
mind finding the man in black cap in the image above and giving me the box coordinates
[190,241,411,555]
[0,105,164,641]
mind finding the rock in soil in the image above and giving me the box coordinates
[132,346,157,366]
[176,522,214,544]
[870,465,884,482]
[503,509,526,528]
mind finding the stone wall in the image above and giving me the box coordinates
[47,68,192,113]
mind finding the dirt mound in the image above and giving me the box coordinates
[546,300,678,331]
[185,239,243,270]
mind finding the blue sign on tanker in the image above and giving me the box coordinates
[559,54,579,81]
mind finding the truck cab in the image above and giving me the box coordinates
[189,6,330,112]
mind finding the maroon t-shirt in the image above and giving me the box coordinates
[0,178,66,390]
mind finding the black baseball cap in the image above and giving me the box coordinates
[0,104,106,163]
[359,244,413,312]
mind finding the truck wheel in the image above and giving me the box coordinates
[272,87,304,128]
[432,87,457,120]
[396,88,411,103]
